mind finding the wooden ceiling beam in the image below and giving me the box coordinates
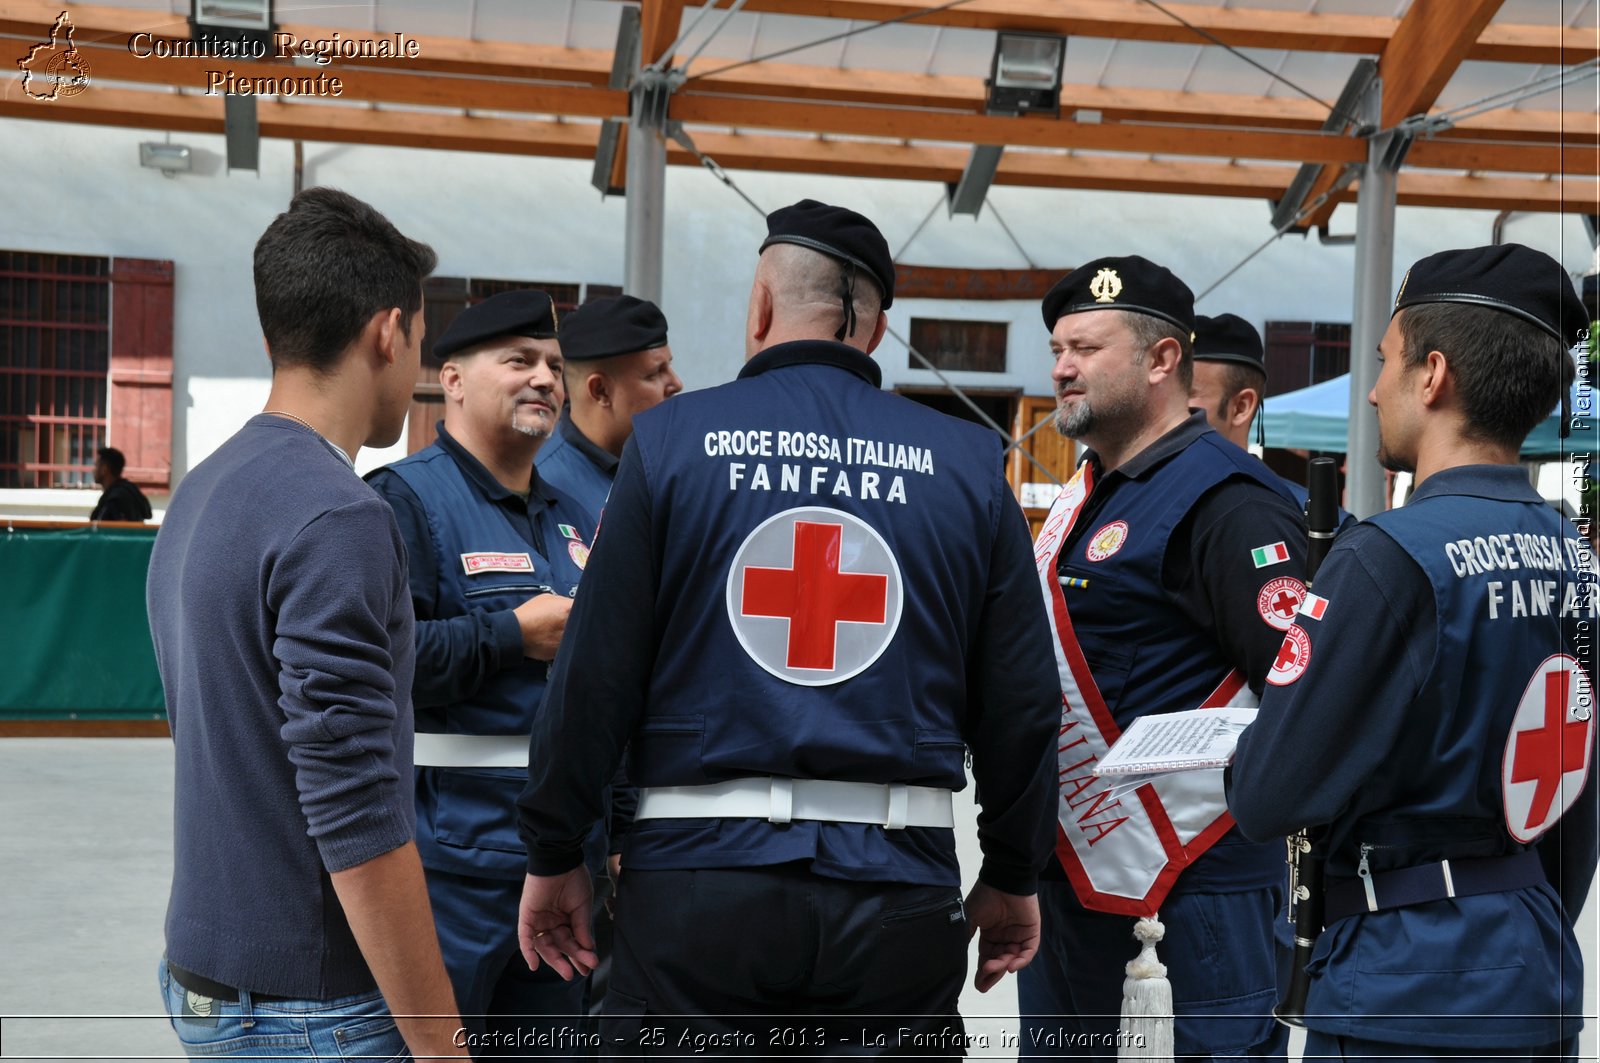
[671,94,1581,172]
[6,0,1592,66]
[4,86,1588,215]
[639,0,691,68]
[45,32,1593,151]
[65,42,626,118]
[686,0,1595,65]
[665,94,1369,164]
[4,1,1587,152]
[1379,0,1505,131]
[1298,0,1505,228]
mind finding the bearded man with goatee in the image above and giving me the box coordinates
[367,289,597,1050]
[1019,256,1309,1061]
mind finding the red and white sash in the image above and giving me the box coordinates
[1034,465,1255,916]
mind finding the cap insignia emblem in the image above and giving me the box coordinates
[1089,268,1122,304]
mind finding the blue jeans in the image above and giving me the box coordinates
[159,957,410,1060]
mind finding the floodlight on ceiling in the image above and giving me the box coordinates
[140,142,192,177]
[190,0,274,50]
[985,32,1065,118]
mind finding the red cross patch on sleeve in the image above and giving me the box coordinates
[1266,625,1312,686]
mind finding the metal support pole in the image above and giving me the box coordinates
[624,74,670,304]
[1345,79,1399,519]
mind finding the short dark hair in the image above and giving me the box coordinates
[97,447,125,475]
[1215,362,1266,418]
[1123,310,1195,389]
[1398,302,1572,449]
[252,187,437,372]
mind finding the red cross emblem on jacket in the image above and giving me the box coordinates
[1502,655,1595,842]
[727,507,903,686]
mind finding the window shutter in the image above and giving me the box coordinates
[108,258,174,489]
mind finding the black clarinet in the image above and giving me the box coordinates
[1274,457,1340,1028]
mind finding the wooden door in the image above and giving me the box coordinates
[1008,396,1077,539]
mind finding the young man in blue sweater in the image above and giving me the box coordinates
[147,187,468,1059]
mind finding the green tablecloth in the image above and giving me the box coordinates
[0,525,165,719]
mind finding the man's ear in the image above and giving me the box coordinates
[438,358,466,403]
[1420,349,1451,408]
[1146,336,1184,383]
[863,310,888,355]
[748,280,774,346]
[372,307,403,367]
[586,371,612,408]
[1231,387,1262,430]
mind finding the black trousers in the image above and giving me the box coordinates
[598,865,969,1059]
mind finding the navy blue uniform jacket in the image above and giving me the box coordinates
[516,340,1060,894]
[1231,465,1598,1048]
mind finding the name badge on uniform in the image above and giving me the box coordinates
[461,552,535,575]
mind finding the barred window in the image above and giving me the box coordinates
[1263,321,1351,397]
[908,318,1008,374]
[0,251,112,488]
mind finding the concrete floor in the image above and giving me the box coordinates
[0,739,1593,1060]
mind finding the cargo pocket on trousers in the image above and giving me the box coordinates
[599,989,650,1057]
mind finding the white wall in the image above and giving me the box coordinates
[2,114,1594,503]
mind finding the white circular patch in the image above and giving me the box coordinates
[1085,520,1130,562]
[1266,625,1312,687]
[725,506,904,687]
[1256,576,1307,632]
[1501,654,1595,843]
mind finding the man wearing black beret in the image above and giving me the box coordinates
[517,199,1059,1050]
[1189,313,1268,450]
[1190,314,1355,532]
[1022,255,1306,1059]
[367,288,598,1051]
[536,294,682,521]
[1231,244,1596,1060]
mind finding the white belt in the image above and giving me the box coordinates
[634,777,955,831]
[412,733,530,769]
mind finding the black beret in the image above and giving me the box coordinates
[432,289,559,360]
[558,295,668,362]
[1393,244,1586,346]
[1041,255,1194,335]
[760,199,895,308]
[1193,313,1265,376]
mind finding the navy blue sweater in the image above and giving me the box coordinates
[147,415,418,999]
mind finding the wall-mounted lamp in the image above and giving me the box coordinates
[985,32,1066,117]
[140,142,193,177]
[190,0,275,50]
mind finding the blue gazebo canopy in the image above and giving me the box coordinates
[1261,374,1596,460]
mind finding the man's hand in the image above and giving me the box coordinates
[963,882,1041,992]
[513,594,573,660]
[518,868,598,980]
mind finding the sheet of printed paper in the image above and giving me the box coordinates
[1094,707,1258,777]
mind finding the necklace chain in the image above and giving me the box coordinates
[263,410,321,435]
[263,409,357,469]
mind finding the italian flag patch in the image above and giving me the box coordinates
[1251,541,1290,568]
[1300,593,1329,620]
